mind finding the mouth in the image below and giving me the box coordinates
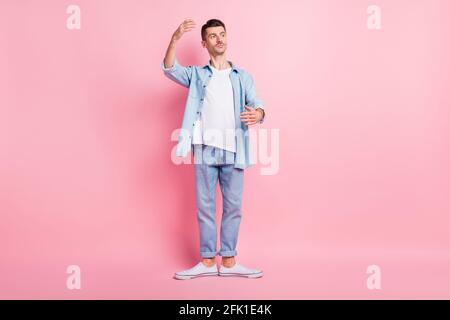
[216,44,224,48]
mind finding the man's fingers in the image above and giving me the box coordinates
[180,21,196,32]
[241,107,259,124]
[182,23,196,29]
[182,25,196,31]
[240,111,256,116]
[241,113,259,124]
[241,117,257,123]
[241,113,256,118]
[242,120,257,126]
[180,26,196,34]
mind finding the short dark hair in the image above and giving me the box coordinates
[201,19,226,41]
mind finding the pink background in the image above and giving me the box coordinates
[1,0,449,299]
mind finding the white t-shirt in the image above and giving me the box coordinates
[192,66,236,152]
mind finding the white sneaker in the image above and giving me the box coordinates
[219,263,263,278]
[174,262,219,280]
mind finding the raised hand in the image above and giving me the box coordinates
[172,19,196,42]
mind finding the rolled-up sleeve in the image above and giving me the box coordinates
[161,57,193,88]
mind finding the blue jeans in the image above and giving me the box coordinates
[192,144,244,258]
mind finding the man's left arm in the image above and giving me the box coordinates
[241,74,266,125]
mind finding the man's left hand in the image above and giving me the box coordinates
[240,106,263,126]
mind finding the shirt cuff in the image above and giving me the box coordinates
[161,58,178,72]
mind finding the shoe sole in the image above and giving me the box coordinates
[174,272,219,280]
[219,272,263,278]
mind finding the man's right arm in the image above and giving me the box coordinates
[163,38,177,69]
[161,19,196,88]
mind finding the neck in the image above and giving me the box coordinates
[209,54,230,70]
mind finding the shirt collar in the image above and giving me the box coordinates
[203,60,240,73]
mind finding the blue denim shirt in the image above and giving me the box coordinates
[161,58,265,169]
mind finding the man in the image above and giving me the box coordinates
[162,19,265,280]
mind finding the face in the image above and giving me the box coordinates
[202,26,227,55]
